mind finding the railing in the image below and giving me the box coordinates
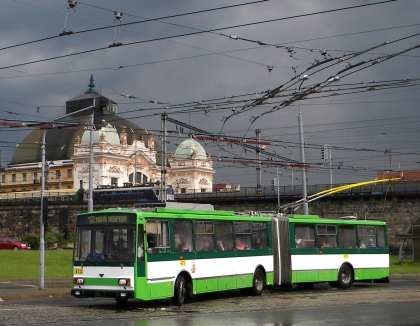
[0,190,76,201]
[174,181,420,200]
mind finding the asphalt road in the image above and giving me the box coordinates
[2,280,420,326]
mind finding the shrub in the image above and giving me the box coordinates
[45,228,64,244]
[21,235,40,248]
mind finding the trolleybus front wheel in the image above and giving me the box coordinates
[337,264,353,288]
[172,275,187,306]
[251,268,265,296]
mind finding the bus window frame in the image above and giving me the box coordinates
[194,220,214,252]
[145,219,170,254]
[316,224,337,249]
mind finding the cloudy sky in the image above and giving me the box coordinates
[1,0,420,188]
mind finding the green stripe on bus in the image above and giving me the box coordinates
[354,268,389,280]
[73,262,134,267]
[291,267,389,283]
[150,280,173,299]
[83,278,121,286]
[156,208,235,216]
[146,250,272,262]
[292,270,336,283]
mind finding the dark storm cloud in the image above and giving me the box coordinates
[1,0,419,186]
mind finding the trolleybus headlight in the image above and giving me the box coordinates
[118,278,131,286]
[73,278,84,285]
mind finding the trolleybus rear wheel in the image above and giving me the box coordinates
[251,268,265,296]
[337,264,353,288]
[172,275,187,306]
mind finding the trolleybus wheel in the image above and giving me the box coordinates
[337,264,353,288]
[251,268,265,296]
[172,275,187,306]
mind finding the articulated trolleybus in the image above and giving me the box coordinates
[71,206,389,305]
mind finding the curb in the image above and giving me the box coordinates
[1,290,71,302]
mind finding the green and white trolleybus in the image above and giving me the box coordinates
[71,206,389,305]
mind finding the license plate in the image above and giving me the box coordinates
[74,268,83,275]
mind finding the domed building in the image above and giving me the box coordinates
[168,137,214,193]
[1,76,214,195]
[1,76,162,192]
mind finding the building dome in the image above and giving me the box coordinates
[80,123,120,145]
[9,76,161,165]
[173,137,207,160]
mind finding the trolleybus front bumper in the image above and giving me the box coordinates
[71,289,134,299]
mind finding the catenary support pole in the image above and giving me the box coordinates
[88,100,95,212]
[39,129,46,289]
[298,107,308,215]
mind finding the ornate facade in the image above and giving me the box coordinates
[168,137,214,193]
[0,76,214,194]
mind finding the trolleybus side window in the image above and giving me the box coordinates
[337,225,357,248]
[146,220,170,254]
[173,220,193,252]
[317,224,337,248]
[234,222,251,250]
[195,221,214,252]
[358,226,377,248]
[215,221,234,251]
[377,226,386,248]
[294,224,315,249]
[252,222,268,250]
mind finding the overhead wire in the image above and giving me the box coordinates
[0,0,398,71]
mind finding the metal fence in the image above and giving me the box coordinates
[174,181,420,200]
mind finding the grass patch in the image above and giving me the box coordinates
[0,251,418,279]
[390,254,420,274]
[0,250,73,279]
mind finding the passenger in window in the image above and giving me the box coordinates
[295,235,302,249]
[319,241,326,248]
[116,237,125,251]
[138,242,144,259]
[368,239,376,248]
[343,242,352,248]
[359,240,366,248]
[181,240,190,252]
[201,239,213,252]
[324,240,330,248]
[254,237,263,250]
[235,238,246,250]
[174,234,182,252]
[216,240,225,251]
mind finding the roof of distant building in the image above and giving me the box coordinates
[173,137,207,160]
